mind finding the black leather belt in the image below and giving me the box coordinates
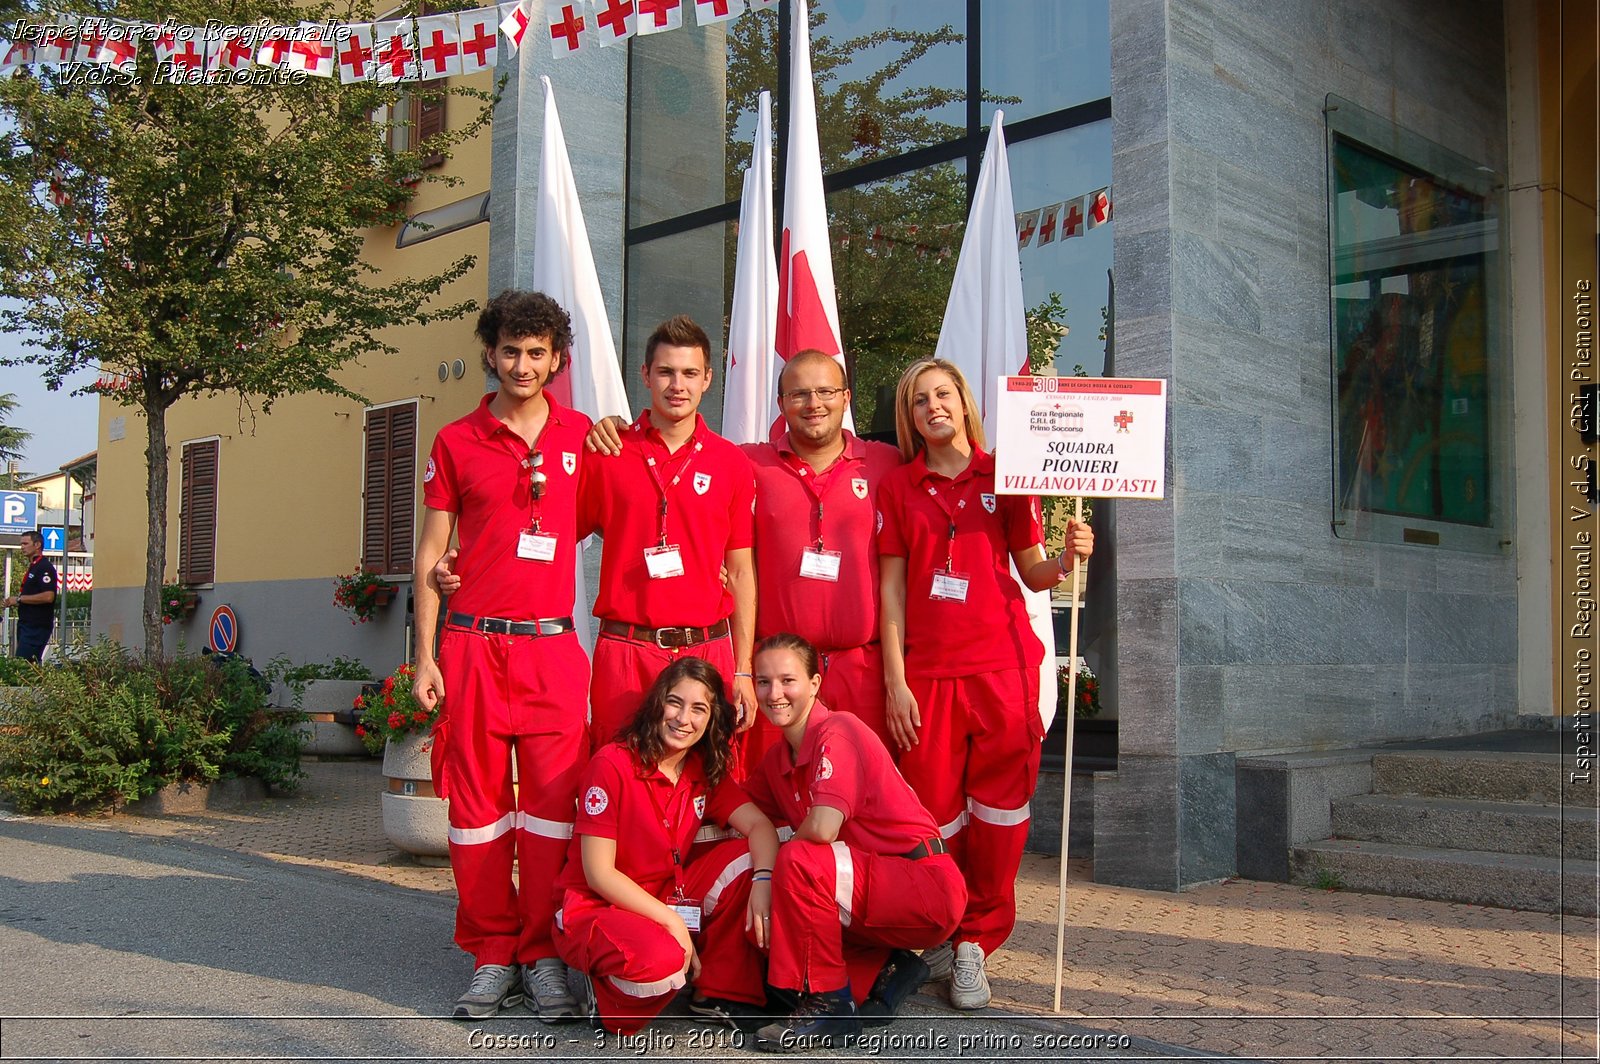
[447,612,575,637]
[600,618,730,649]
[903,837,948,861]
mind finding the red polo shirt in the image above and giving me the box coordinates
[578,411,756,628]
[746,702,939,856]
[423,392,591,619]
[743,432,901,650]
[560,742,750,900]
[875,447,1045,677]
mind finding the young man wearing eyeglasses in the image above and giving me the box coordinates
[572,314,759,768]
[412,289,590,1024]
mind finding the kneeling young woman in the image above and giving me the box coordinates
[553,657,779,1034]
[745,633,968,1050]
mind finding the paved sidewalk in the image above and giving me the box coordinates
[52,761,1600,1062]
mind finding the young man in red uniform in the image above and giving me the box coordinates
[413,290,590,1022]
[586,349,901,757]
[878,358,1093,1010]
[575,315,759,762]
[745,633,967,1050]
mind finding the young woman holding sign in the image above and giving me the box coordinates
[876,358,1093,1009]
[552,658,779,1034]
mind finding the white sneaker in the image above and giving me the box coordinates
[921,941,954,982]
[523,957,579,1023]
[949,942,991,1010]
[454,963,523,1019]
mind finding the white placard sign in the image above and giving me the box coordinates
[994,376,1167,499]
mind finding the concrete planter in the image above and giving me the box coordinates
[128,776,268,815]
[271,678,373,758]
[382,731,450,864]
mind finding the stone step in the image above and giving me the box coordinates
[1290,838,1597,916]
[1332,794,1598,860]
[1372,750,1597,804]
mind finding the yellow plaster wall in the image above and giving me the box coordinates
[93,65,494,592]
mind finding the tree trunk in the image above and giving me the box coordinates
[142,401,168,662]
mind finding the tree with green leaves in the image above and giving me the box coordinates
[0,1,494,659]
[0,392,31,467]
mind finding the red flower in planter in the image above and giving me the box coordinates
[388,711,404,729]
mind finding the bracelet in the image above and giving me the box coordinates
[734,671,752,678]
[751,873,772,883]
[1057,551,1072,576]
[751,867,773,874]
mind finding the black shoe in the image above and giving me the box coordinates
[689,994,767,1032]
[755,986,860,1053]
[858,949,931,1027]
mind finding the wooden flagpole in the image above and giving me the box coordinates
[1052,497,1086,1013]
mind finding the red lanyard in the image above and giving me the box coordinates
[644,768,694,897]
[787,452,851,551]
[643,439,704,547]
[922,475,980,571]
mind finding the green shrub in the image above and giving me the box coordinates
[0,656,43,687]
[0,643,304,813]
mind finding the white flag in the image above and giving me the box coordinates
[722,91,779,444]
[372,19,419,83]
[456,8,499,73]
[289,22,337,78]
[207,25,256,74]
[777,0,850,432]
[415,14,462,79]
[1036,200,1061,246]
[932,111,1059,731]
[1087,186,1112,228]
[1059,196,1087,240]
[1015,208,1041,249]
[635,0,683,35]
[531,75,632,650]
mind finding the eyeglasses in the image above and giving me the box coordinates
[780,386,845,405]
[527,450,547,500]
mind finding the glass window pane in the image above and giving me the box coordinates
[1007,120,1114,379]
[623,223,732,417]
[629,22,738,227]
[981,0,1110,122]
[829,160,968,434]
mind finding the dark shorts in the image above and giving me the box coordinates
[15,626,51,664]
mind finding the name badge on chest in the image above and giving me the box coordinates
[645,545,686,579]
[930,570,970,603]
[518,531,558,562]
[799,548,842,582]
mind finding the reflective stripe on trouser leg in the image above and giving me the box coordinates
[766,839,858,994]
[684,837,767,1007]
[553,900,687,1036]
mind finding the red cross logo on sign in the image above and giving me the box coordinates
[1114,410,1133,432]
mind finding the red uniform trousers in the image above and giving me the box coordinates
[588,633,735,753]
[739,644,888,773]
[768,839,966,998]
[897,667,1041,956]
[554,839,766,1034]
[433,626,590,967]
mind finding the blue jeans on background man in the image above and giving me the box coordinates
[15,625,50,663]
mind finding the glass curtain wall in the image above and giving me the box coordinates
[625,0,1113,433]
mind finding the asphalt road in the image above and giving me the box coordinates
[0,814,1202,1062]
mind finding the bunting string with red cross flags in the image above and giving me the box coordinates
[0,0,788,83]
[1013,186,1113,249]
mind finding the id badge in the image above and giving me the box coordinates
[669,899,703,933]
[517,530,558,562]
[930,570,970,602]
[799,548,842,582]
[645,545,685,579]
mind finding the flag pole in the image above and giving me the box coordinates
[1052,496,1086,1013]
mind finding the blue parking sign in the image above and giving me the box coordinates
[0,491,39,535]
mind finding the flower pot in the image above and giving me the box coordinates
[381,731,449,864]
[271,678,373,758]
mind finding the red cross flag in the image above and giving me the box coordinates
[777,0,850,431]
[0,37,33,73]
[693,0,745,25]
[416,14,462,79]
[256,25,294,69]
[100,21,141,75]
[1059,196,1086,239]
[592,0,637,47]
[545,1,586,55]
[635,0,683,36]
[289,22,337,78]
[169,32,206,75]
[457,8,499,73]
[499,1,532,56]
[37,19,77,66]
[1015,208,1041,249]
[74,20,111,65]
[722,90,779,444]
[1035,200,1061,245]
[208,26,257,74]
[48,166,71,207]
[151,25,178,65]
[1087,186,1112,228]
[373,19,419,83]
[336,24,374,83]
